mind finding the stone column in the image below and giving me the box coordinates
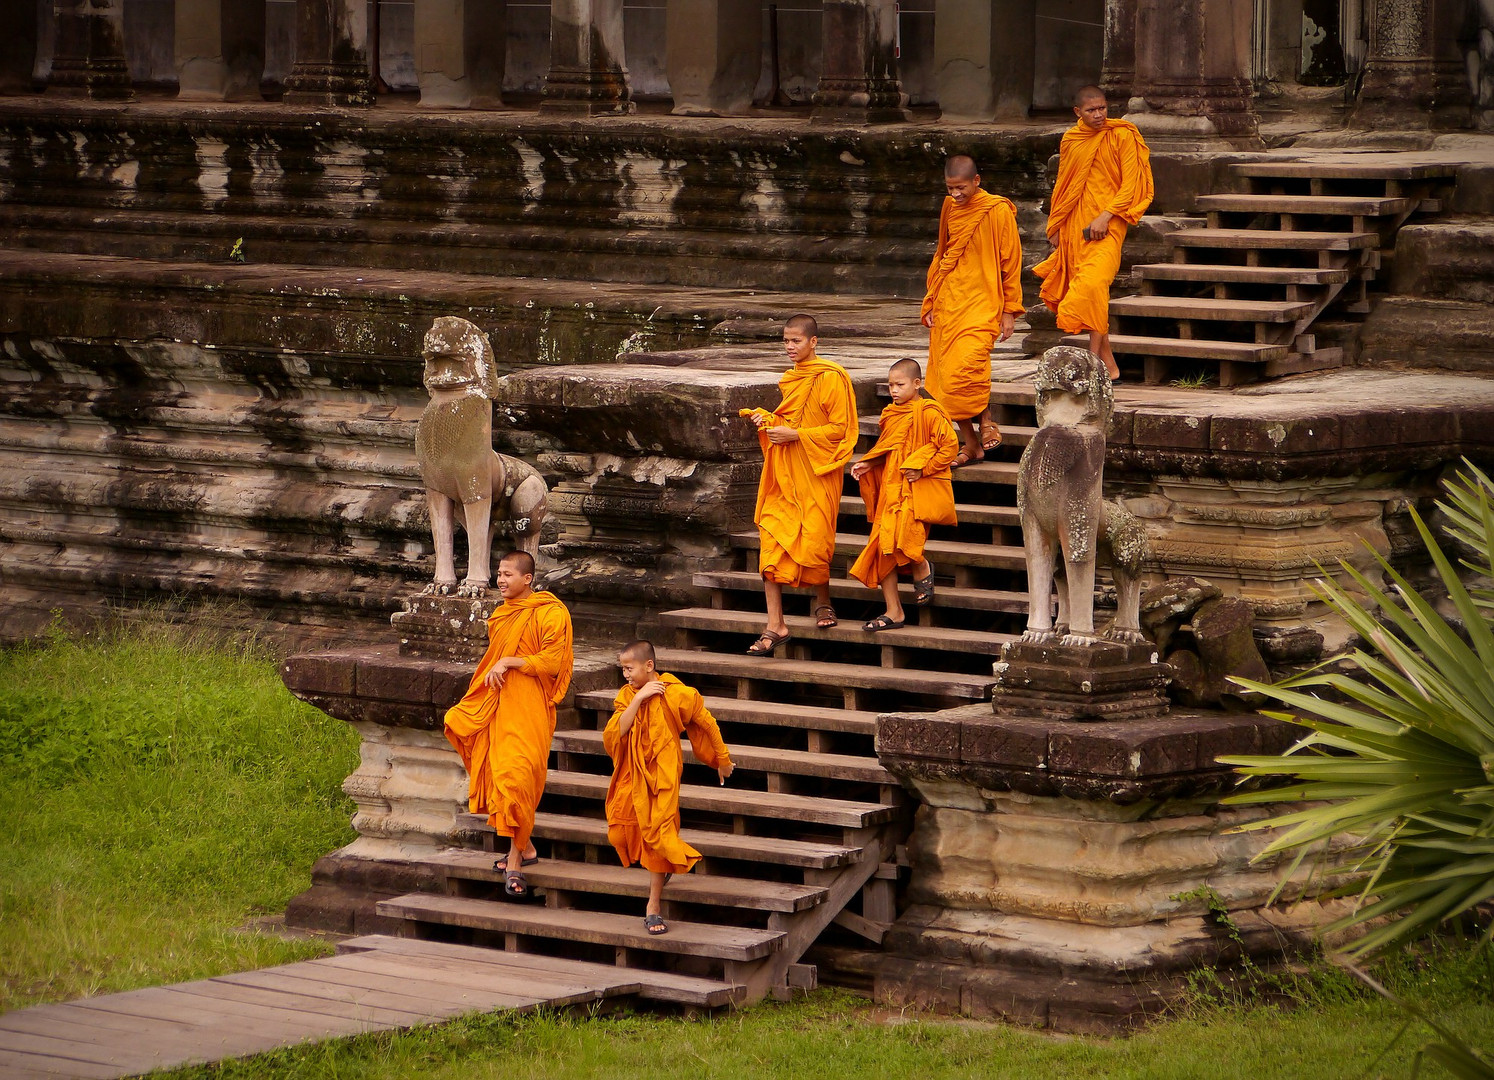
[282,0,373,107]
[0,0,39,93]
[540,0,633,115]
[413,0,506,108]
[1126,0,1259,143]
[933,0,1034,122]
[665,0,761,116]
[1100,0,1138,103]
[48,0,132,99]
[811,0,909,123]
[175,0,266,101]
[1350,0,1468,127]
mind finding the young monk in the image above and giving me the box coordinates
[740,313,859,654]
[604,640,734,936]
[444,550,573,899]
[849,359,958,630]
[1033,85,1154,381]
[922,154,1025,468]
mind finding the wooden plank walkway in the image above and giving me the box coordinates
[0,941,641,1079]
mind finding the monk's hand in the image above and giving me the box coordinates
[850,460,871,480]
[766,425,800,444]
[717,762,734,785]
[921,312,934,328]
[484,656,526,690]
[1084,211,1114,242]
[998,312,1015,343]
[637,680,667,702]
[901,467,922,483]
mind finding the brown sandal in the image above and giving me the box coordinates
[747,629,790,655]
[980,421,1002,451]
[814,605,838,629]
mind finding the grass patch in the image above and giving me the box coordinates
[0,620,359,1009]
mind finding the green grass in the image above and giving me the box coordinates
[2,625,1492,1079]
[0,620,359,1009]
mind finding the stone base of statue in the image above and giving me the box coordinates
[391,592,499,662]
[991,640,1170,722]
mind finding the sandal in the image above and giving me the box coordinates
[504,867,528,898]
[913,562,936,606]
[492,853,539,873]
[980,421,1002,451]
[747,629,790,655]
[644,913,669,935]
[814,605,838,629]
[863,614,905,632]
[953,449,984,468]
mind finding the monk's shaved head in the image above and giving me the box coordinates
[943,154,978,180]
[619,639,655,664]
[499,550,535,577]
[890,357,922,381]
[785,313,818,339]
[1074,84,1106,106]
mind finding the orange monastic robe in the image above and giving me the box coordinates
[1033,119,1154,335]
[753,356,858,586]
[444,591,574,840]
[603,674,732,874]
[921,189,1025,423]
[849,397,958,588]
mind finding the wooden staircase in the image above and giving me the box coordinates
[1068,158,1457,387]
[372,387,1041,1008]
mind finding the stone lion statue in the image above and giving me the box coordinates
[1016,345,1149,646]
[415,316,548,598]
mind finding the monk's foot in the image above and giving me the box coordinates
[862,613,905,632]
[953,448,984,468]
[644,912,669,935]
[912,561,936,606]
[979,420,1002,452]
[814,605,838,629]
[747,629,791,655]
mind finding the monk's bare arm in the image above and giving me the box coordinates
[615,680,665,737]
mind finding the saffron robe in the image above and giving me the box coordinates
[1033,119,1154,335]
[444,590,574,840]
[849,397,958,588]
[753,356,859,586]
[921,190,1025,422]
[603,674,733,875]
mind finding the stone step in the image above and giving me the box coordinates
[337,935,744,1007]
[553,727,896,784]
[376,894,785,961]
[840,495,1021,528]
[1193,194,1416,216]
[421,850,830,912]
[1133,263,1352,285]
[692,570,1030,615]
[652,647,997,702]
[542,769,900,828]
[1109,296,1314,323]
[729,530,1026,571]
[1166,228,1379,251]
[1229,161,1458,181]
[575,689,881,736]
[662,606,1014,657]
[1062,334,1291,362]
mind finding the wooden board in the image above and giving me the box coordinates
[1192,193,1415,216]
[661,606,1014,656]
[1062,334,1289,362]
[519,810,863,868]
[1109,296,1313,322]
[551,727,895,785]
[575,688,882,735]
[689,572,1029,615]
[840,495,1020,528]
[729,530,1025,571]
[653,647,997,700]
[1133,263,1351,285]
[1166,228,1378,251]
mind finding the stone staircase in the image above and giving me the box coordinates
[1071,159,1458,387]
[370,386,1040,1006]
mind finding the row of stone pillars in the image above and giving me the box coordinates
[0,0,1469,134]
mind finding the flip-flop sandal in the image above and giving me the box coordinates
[504,867,528,898]
[644,913,669,935]
[747,629,791,655]
[814,605,838,629]
[980,421,1002,451]
[492,853,539,872]
[913,563,936,606]
[953,449,984,468]
[862,614,905,632]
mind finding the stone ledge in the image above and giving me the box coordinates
[877,703,1295,803]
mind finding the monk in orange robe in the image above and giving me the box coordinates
[604,639,734,935]
[444,550,573,898]
[742,313,859,654]
[849,359,958,630]
[1034,85,1154,381]
[922,155,1025,467]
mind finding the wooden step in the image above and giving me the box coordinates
[337,934,744,1006]
[841,495,1020,528]
[496,811,863,868]
[946,459,1019,486]
[1194,193,1416,216]
[857,417,1036,447]
[1134,263,1352,285]
[692,571,1030,615]
[541,769,900,828]
[1229,161,1457,181]
[730,531,1026,571]
[653,647,996,702]
[376,894,785,961]
[576,689,881,736]
[1061,334,1290,362]
[663,606,1013,657]
[552,727,896,785]
[1167,228,1378,251]
[1109,296,1313,323]
[423,849,830,912]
